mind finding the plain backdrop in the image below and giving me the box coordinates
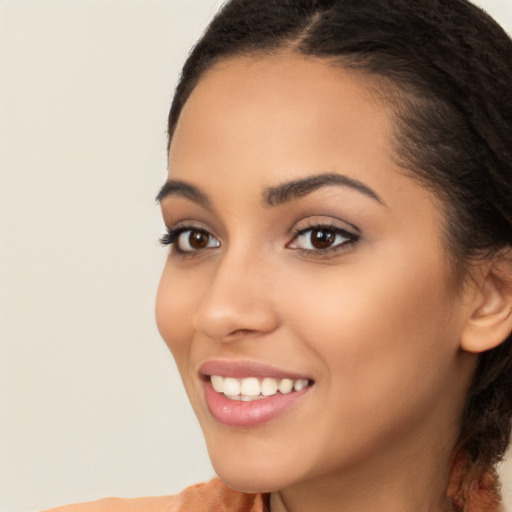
[1,1,511,511]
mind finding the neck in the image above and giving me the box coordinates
[270,474,453,512]
[269,430,456,512]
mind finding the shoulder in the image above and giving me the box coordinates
[41,478,269,512]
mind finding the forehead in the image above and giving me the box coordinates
[169,54,396,186]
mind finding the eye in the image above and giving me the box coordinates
[161,227,220,254]
[288,225,358,253]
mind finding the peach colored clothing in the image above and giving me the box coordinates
[42,479,269,512]
[43,463,503,512]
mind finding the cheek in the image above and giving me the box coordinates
[155,265,197,364]
[284,249,462,411]
[274,260,465,472]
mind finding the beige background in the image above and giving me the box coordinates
[1,1,511,511]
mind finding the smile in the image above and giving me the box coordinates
[199,361,315,427]
[210,375,312,401]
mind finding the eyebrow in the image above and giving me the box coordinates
[155,179,212,209]
[263,173,384,207]
[156,172,384,208]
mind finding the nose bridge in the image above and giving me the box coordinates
[193,242,278,343]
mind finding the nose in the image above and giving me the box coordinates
[193,249,279,343]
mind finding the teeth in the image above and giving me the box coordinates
[261,377,278,396]
[210,375,311,400]
[240,377,261,396]
[278,378,294,394]
[211,375,224,393]
[223,377,240,396]
[294,379,309,391]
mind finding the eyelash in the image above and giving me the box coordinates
[288,224,359,256]
[160,224,359,257]
[160,226,219,255]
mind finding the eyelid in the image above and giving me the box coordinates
[287,223,360,255]
[160,219,215,244]
[160,224,220,255]
[160,219,359,258]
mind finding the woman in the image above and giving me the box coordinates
[47,0,512,511]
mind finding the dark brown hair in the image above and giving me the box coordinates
[167,0,512,505]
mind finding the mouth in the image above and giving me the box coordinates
[208,375,313,401]
[199,361,315,427]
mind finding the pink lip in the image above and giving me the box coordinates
[199,360,314,428]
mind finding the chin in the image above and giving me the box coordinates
[213,461,289,494]
[204,430,304,494]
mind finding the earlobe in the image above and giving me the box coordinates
[461,261,512,353]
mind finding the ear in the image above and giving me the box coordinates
[461,256,512,353]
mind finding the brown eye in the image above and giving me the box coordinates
[175,228,220,253]
[288,225,357,254]
[309,229,336,249]
[189,231,210,249]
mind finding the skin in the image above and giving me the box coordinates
[156,54,481,512]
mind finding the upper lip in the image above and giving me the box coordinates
[199,359,313,381]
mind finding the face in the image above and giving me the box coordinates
[156,55,476,494]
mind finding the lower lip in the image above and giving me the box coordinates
[203,380,312,427]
